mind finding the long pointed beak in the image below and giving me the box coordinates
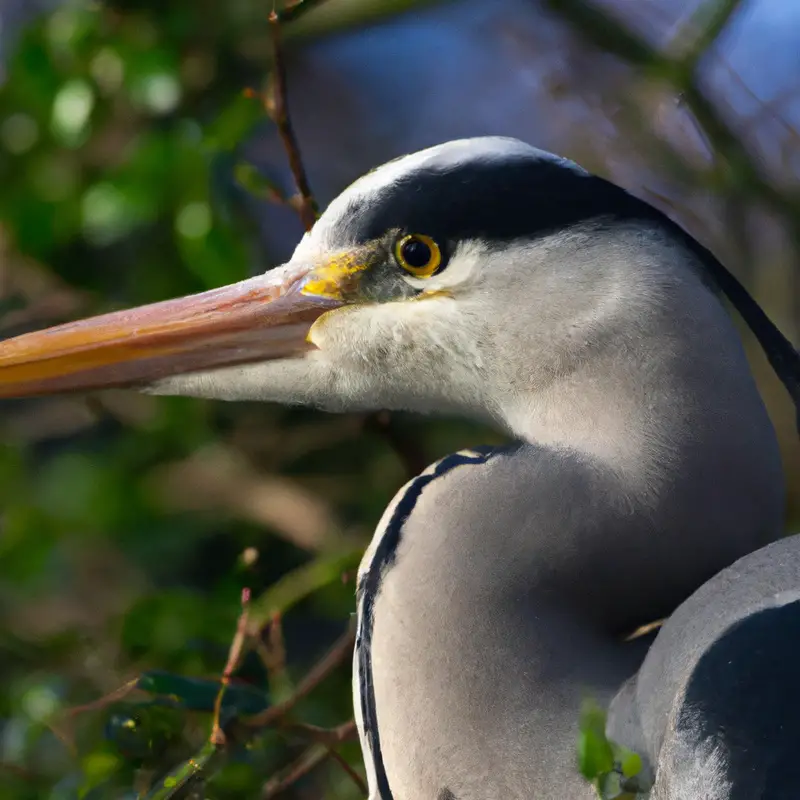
[0,262,346,398]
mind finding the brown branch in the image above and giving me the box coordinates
[328,747,369,796]
[545,0,800,234]
[263,2,427,481]
[51,677,139,753]
[210,588,252,747]
[262,744,330,798]
[256,611,288,695]
[281,719,358,747]
[61,678,139,718]
[278,0,333,26]
[281,720,366,795]
[267,11,319,231]
[0,762,40,783]
[364,410,429,479]
[244,626,355,728]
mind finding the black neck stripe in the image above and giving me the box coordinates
[356,446,496,800]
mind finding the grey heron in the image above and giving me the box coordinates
[1,137,799,799]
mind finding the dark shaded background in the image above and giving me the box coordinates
[0,0,798,797]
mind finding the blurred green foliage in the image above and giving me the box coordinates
[0,0,493,797]
[577,701,646,800]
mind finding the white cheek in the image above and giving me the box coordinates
[309,299,486,383]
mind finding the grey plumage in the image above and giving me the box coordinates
[610,536,800,800]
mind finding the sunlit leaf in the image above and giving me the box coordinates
[620,751,643,779]
[142,741,217,800]
[576,700,614,780]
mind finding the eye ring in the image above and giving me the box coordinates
[394,234,442,278]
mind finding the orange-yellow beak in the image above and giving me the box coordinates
[0,262,349,398]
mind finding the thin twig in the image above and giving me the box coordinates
[267,11,319,231]
[245,627,355,728]
[623,618,664,641]
[266,612,287,682]
[278,0,333,26]
[50,677,140,754]
[60,678,139,718]
[210,588,252,747]
[255,611,291,702]
[262,2,426,480]
[262,744,329,798]
[328,747,369,796]
[365,410,429,479]
[281,719,358,747]
[678,0,744,74]
[544,0,800,236]
[281,720,366,794]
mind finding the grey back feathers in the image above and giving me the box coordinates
[610,537,800,800]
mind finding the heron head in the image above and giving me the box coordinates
[0,137,774,430]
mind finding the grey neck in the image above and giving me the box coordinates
[497,245,785,626]
[357,233,787,800]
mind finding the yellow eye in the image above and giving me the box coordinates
[394,234,442,278]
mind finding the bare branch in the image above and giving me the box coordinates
[51,677,139,753]
[245,626,355,728]
[329,746,369,796]
[281,719,358,746]
[678,0,744,76]
[282,720,366,794]
[210,588,252,747]
[256,612,288,694]
[544,0,800,234]
[278,0,333,26]
[365,410,429,478]
[262,744,330,798]
[267,11,319,231]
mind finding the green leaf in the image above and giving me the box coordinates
[204,93,265,153]
[137,670,269,716]
[620,750,643,779]
[576,700,614,780]
[142,741,217,800]
[80,749,123,796]
[248,546,364,629]
[233,161,284,202]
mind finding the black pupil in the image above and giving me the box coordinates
[401,238,432,269]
